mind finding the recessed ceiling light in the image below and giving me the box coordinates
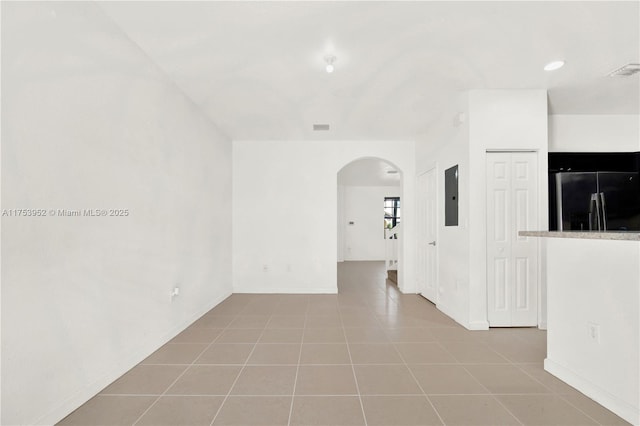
[324,55,336,73]
[544,60,565,71]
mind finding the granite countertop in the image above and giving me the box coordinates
[519,231,640,241]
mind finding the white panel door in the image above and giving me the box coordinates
[418,168,437,303]
[487,152,538,326]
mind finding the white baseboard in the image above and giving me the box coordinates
[538,320,547,330]
[544,358,639,425]
[397,284,416,294]
[233,287,338,294]
[434,302,470,329]
[467,320,490,330]
[37,290,232,426]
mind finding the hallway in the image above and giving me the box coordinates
[59,262,627,425]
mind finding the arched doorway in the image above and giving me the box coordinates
[336,157,403,293]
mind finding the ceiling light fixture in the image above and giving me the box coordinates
[324,55,336,73]
[544,60,565,71]
[608,63,640,77]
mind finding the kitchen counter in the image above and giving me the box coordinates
[526,233,639,424]
[519,230,640,241]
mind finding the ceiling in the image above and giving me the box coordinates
[99,1,639,141]
[338,158,401,186]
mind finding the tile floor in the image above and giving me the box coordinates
[58,261,629,426]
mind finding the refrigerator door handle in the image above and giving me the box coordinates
[589,193,602,231]
[599,192,607,231]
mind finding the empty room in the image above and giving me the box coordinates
[2,1,639,425]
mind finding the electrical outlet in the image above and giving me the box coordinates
[587,322,600,343]
[171,286,180,302]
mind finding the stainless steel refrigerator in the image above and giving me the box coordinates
[549,171,640,231]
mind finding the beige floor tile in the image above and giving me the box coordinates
[212,396,291,425]
[306,305,341,315]
[239,304,280,315]
[349,343,403,364]
[362,395,443,426]
[195,344,253,364]
[423,316,460,328]
[290,396,365,425]
[192,315,236,328]
[295,365,358,395]
[308,294,339,303]
[275,303,309,315]
[510,328,548,347]
[439,340,510,363]
[228,315,270,329]
[516,363,578,394]
[354,365,422,395]
[344,327,390,343]
[491,343,546,363]
[497,394,599,425]
[429,327,477,341]
[267,315,306,328]
[483,335,547,363]
[259,328,304,343]
[100,365,186,395]
[170,327,223,344]
[142,343,208,364]
[208,304,247,316]
[340,314,378,327]
[384,328,435,342]
[230,366,297,395]
[166,365,241,395]
[303,327,346,343]
[465,364,551,394]
[246,344,301,365]
[395,342,458,364]
[375,315,408,328]
[69,262,625,426]
[409,364,489,395]
[305,315,342,328]
[57,395,155,425]
[136,396,224,425]
[430,395,520,425]
[300,343,351,364]
[277,294,310,304]
[561,392,631,425]
[216,329,263,343]
[338,306,370,314]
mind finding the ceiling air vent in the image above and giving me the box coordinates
[313,124,330,131]
[607,63,640,77]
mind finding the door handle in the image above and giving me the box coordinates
[428,241,436,246]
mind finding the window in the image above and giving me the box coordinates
[384,197,401,230]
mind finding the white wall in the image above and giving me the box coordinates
[545,238,639,425]
[549,114,640,152]
[233,140,416,293]
[339,186,401,261]
[416,90,548,330]
[467,90,549,330]
[1,3,232,425]
[416,92,471,327]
